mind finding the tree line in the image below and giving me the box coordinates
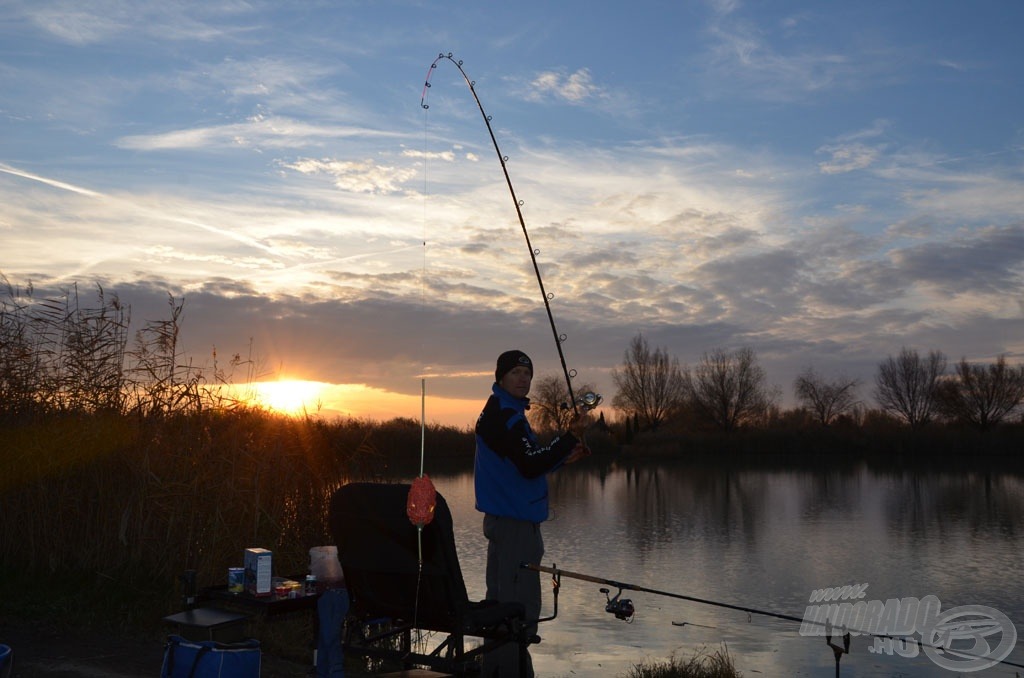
[4,281,1023,440]
[529,333,1024,437]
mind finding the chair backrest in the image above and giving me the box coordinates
[329,482,471,633]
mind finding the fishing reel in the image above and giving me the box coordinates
[560,391,603,414]
[575,391,603,412]
[600,587,635,622]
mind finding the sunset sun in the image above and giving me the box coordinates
[251,380,325,416]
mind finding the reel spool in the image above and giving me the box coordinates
[600,586,635,622]
[576,391,603,411]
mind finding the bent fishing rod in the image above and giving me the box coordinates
[421,53,601,416]
[524,562,1024,671]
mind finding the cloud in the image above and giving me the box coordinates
[890,223,1024,297]
[872,158,1024,223]
[817,142,882,174]
[116,116,404,152]
[706,0,741,17]
[282,157,418,194]
[527,68,605,104]
[936,59,969,73]
[28,7,126,45]
[816,121,890,174]
[202,57,337,100]
[702,18,854,100]
[694,5,926,104]
[0,163,307,278]
[402,149,457,162]
[18,1,244,45]
[169,56,351,117]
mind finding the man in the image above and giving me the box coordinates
[474,349,590,677]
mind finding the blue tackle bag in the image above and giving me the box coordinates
[161,635,260,678]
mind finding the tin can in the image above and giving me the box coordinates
[228,567,245,594]
[305,574,317,596]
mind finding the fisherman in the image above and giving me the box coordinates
[474,349,591,677]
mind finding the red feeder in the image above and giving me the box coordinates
[407,474,437,527]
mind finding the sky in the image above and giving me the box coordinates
[2,0,1023,426]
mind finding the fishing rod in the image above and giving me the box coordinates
[524,562,1024,672]
[526,562,806,624]
[421,53,601,417]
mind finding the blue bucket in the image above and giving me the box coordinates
[0,644,12,678]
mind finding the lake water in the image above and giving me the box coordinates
[407,460,1024,677]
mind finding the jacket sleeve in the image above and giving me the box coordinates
[477,397,580,479]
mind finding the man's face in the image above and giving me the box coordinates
[500,365,533,399]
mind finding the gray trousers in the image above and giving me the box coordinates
[482,514,544,677]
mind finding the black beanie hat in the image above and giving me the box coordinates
[495,349,533,383]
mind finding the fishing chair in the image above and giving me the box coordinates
[328,482,538,676]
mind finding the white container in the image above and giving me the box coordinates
[309,545,343,586]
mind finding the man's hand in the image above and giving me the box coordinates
[568,411,595,440]
[564,442,591,464]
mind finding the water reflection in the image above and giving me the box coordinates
[415,460,1023,677]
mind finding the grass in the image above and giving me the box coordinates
[623,645,742,678]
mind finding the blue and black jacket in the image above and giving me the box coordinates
[473,382,580,523]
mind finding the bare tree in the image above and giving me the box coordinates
[936,355,1024,431]
[874,347,947,429]
[794,367,860,426]
[687,347,774,431]
[529,374,597,434]
[611,333,687,430]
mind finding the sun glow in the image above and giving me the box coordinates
[219,379,480,426]
[251,380,326,416]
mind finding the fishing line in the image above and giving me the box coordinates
[525,563,1024,671]
[402,104,442,662]
[421,52,600,416]
[407,380,431,652]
